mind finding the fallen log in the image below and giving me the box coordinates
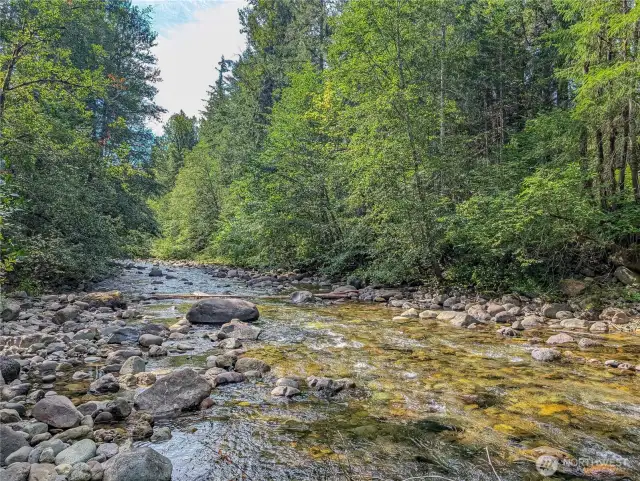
[149,291,357,301]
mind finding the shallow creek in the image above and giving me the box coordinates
[90,263,640,481]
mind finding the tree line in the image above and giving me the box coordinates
[3,0,640,293]
[1,0,160,289]
[152,0,640,292]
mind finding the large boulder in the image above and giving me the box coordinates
[32,395,82,429]
[1,301,21,322]
[0,425,29,464]
[0,356,21,383]
[186,298,259,324]
[134,368,211,415]
[102,448,172,481]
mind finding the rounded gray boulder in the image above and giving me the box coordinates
[186,298,259,324]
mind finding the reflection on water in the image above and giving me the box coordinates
[97,264,640,480]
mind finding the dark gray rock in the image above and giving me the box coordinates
[0,356,21,383]
[89,374,120,394]
[186,298,259,324]
[102,447,172,481]
[134,368,211,415]
[0,425,29,465]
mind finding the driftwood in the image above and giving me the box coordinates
[149,291,357,301]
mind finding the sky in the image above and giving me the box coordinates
[132,0,246,134]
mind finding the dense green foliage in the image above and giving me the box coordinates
[152,0,640,290]
[0,0,160,289]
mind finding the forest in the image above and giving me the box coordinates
[2,0,640,294]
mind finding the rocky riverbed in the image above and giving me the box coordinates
[1,261,639,480]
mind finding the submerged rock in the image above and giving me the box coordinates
[290,291,315,304]
[186,298,259,324]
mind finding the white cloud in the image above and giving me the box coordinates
[150,0,246,134]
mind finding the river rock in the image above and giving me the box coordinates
[89,374,120,394]
[32,396,82,429]
[449,313,474,328]
[589,321,609,333]
[138,334,163,347]
[531,348,561,362]
[559,318,591,329]
[578,338,603,349]
[234,357,270,373]
[1,301,20,322]
[5,446,32,464]
[186,298,259,324]
[541,303,571,319]
[106,349,142,364]
[106,328,140,344]
[400,308,419,318]
[559,279,587,297]
[148,268,163,277]
[614,266,640,285]
[96,443,118,459]
[214,371,245,385]
[217,319,261,340]
[27,440,68,465]
[546,333,574,345]
[0,425,29,464]
[82,291,125,309]
[134,368,211,415]
[28,463,56,481]
[419,310,438,319]
[54,439,96,466]
[271,386,300,397]
[53,307,80,325]
[600,307,628,324]
[0,356,21,383]
[120,356,145,375]
[102,447,172,481]
[1,462,30,481]
[290,291,315,304]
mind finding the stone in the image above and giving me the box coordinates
[559,279,587,297]
[5,446,32,464]
[186,298,259,324]
[555,311,573,320]
[546,333,574,345]
[400,308,419,318]
[134,368,211,415]
[290,291,315,304]
[600,307,628,324]
[119,357,145,375]
[94,412,113,424]
[418,310,438,319]
[105,399,131,420]
[106,328,140,345]
[53,307,80,325]
[494,311,515,323]
[578,338,603,349]
[148,268,163,277]
[559,318,591,329]
[68,462,91,481]
[541,303,571,319]
[589,321,609,333]
[486,303,505,316]
[0,356,21,383]
[149,427,172,443]
[531,348,561,362]
[234,357,270,373]
[449,313,474,328]
[271,386,300,397]
[54,439,96,466]
[51,426,91,442]
[1,302,20,322]
[105,350,142,364]
[27,440,68,464]
[275,377,299,388]
[135,372,156,386]
[521,315,543,328]
[147,345,167,357]
[436,311,456,321]
[89,374,120,394]
[28,463,56,481]
[214,372,245,385]
[614,266,640,285]
[39,448,55,464]
[2,462,30,481]
[0,408,21,423]
[82,291,124,309]
[497,326,519,337]
[138,335,163,347]
[32,396,82,429]
[95,444,118,459]
[102,447,172,481]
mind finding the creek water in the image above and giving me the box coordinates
[92,263,640,481]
